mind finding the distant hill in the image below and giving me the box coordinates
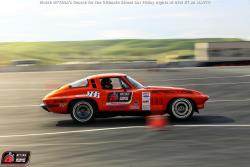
[0,38,243,65]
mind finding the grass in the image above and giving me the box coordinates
[0,38,243,65]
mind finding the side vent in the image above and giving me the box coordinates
[152,97,163,105]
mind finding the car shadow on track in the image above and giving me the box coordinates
[55,115,234,128]
[171,115,235,125]
[56,116,146,128]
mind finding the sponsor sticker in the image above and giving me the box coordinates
[107,92,132,104]
[142,92,151,111]
[1,151,31,167]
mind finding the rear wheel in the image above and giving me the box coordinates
[168,98,194,120]
[70,100,96,124]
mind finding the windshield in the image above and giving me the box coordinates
[69,78,88,88]
[126,76,144,89]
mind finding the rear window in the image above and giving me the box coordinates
[69,78,88,88]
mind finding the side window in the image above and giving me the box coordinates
[120,79,130,89]
[69,78,88,88]
[112,78,123,89]
[100,77,129,90]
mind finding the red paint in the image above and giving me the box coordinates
[42,73,209,116]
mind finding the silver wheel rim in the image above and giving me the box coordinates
[172,98,192,119]
[72,101,93,123]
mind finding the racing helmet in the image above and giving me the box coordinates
[101,78,113,89]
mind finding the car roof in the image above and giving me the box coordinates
[87,73,127,79]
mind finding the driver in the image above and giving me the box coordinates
[101,78,113,89]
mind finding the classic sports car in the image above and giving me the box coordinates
[41,73,209,124]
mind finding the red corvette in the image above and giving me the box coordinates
[41,73,209,124]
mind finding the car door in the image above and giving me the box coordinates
[99,77,135,112]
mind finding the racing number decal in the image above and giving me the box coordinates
[86,91,100,98]
[142,92,151,111]
[75,91,100,98]
[107,92,132,104]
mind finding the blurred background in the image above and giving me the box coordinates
[0,38,245,65]
[1,0,250,167]
[0,0,250,70]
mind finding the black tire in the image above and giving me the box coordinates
[70,100,96,124]
[168,98,195,120]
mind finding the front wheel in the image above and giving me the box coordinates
[70,101,96,124]
[168,98,195,120]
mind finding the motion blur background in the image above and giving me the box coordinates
[0,0,250,68]
[1,0,250,167]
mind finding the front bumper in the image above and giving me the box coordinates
[40,103,50,112]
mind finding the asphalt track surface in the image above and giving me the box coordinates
[0,66,250,167]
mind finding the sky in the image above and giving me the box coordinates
[0,0,249,42]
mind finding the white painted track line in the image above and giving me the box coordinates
[0,104,40,108]
[0,89,52,91]
[1,125,250,139]
[173,81,250,87]
[174,125,250,127]
[148,74,250,82]
[0,140,134,147]
[207,99,250,103]
[0,126,145,138]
